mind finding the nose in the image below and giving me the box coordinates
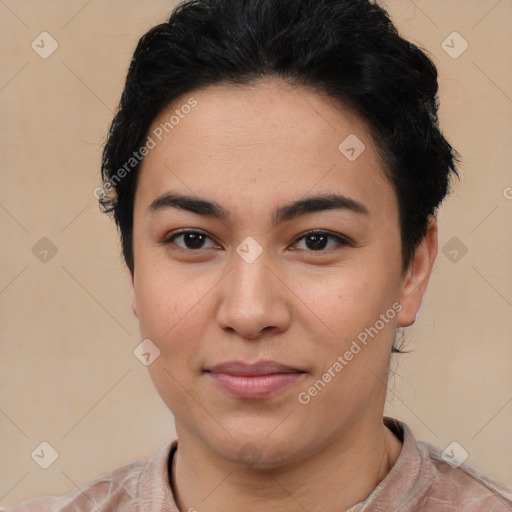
[215,251,291,340]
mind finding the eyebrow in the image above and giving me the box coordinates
[147,191,369,225]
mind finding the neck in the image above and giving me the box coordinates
[170,416,402,512]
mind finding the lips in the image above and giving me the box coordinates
[207,361,303,376]
[204,360,306,399]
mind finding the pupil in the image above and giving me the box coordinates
[185,233,204,249]
[306,234,327,250]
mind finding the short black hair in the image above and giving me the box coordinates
[99,0,460,286]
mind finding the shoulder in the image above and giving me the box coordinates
[415,439,512,511]
[1,442,176,512]
[370,418,512,512]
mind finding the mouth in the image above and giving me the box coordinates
[204,360,306,400]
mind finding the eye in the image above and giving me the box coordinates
[161,229,352,253]
[162,229,219,251]
[291,230,351,252]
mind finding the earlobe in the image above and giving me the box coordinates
[396,217,438,328]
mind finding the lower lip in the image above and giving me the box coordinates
[207,372,304,399]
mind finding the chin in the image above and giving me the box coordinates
[203,426,309,469]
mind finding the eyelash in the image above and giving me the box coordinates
[161,229,352,253]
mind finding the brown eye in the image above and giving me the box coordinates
[164,230,218,250]
[292,231,350,252]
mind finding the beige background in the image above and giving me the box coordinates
[0,0,511,506]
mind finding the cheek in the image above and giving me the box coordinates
[134,264,212,357]
[295,273,397,421]
[137,269,210,407]
[132,228,187,324]
[294,266,400,383]
[298,268,392,334]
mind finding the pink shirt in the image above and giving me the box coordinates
[2,418,511,511]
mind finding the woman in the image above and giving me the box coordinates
[5,0,511,510]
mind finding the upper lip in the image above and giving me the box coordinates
[206,360,304,376]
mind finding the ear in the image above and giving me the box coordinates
[396,216,438,327]
[129,270,138,318]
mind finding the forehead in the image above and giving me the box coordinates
[134,78,396,223]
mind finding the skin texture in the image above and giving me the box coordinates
[129,78,438,512]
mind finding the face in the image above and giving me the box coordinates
[130,79,435,468]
